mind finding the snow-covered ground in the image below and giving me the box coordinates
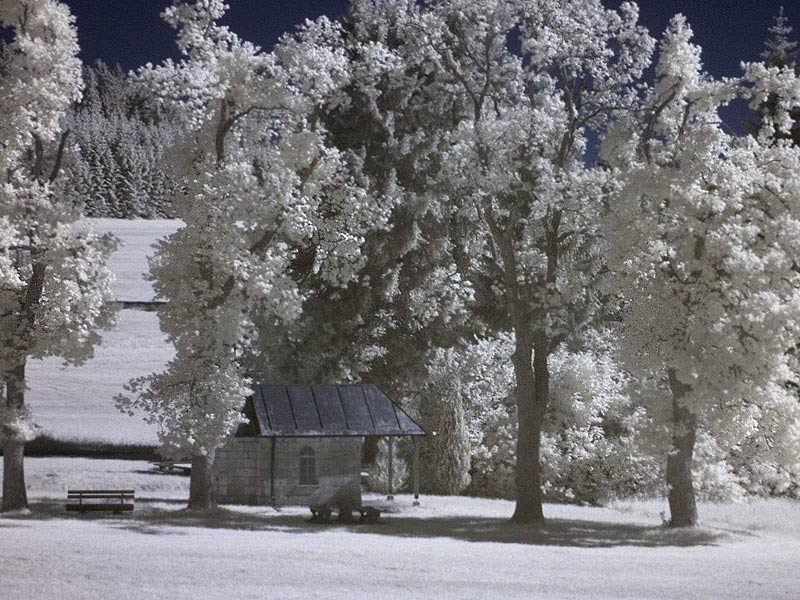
[26,219,180,444]
[2,458,799,600]
[26,310,170,444]
[13,220,800,598]
[95,217,182,303]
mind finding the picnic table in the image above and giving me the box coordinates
[310,503,382,524]
[152,461,192,475]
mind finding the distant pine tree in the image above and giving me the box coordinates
[762,6,798,68]
[746,7,800,144]
[368,439,409,495]
[64,61,178,218]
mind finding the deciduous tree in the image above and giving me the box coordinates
[284,0,653,523]
[603,16,800,526]
[0,0,116,512]
[116,0,377,510]
[403,0,652,523]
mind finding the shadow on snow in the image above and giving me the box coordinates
[3,499,731,548]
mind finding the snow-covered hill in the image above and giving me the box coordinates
[97,217,182,303]
[27,219,182,444]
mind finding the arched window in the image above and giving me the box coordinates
[299,446,317,485]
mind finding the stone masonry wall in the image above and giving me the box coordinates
[213,437,271,505]
[273,437,362,507]
[212,436,363,507]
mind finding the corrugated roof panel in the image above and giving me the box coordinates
[286,385,322,432]
[338,385,375,432]
[394,403,423,435]
[251,386,272,436]
[311,385,349,434]
[248,384,424,437]
[262,384,296,434]
[363,385,400,433]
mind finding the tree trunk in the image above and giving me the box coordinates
[511,334,548,524]
[2,361,29,512]
[666,369,698,527]
[420,392,471,495]
[188,451,216,511]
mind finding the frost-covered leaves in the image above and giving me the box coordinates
[603,16,800,488]
[0,0,117,441]
[117,1,380,457]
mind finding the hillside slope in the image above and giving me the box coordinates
[27,219,181,444]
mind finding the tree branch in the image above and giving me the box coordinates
[48,129,70,184]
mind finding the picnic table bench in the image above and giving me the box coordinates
[66,489,135,513]
[310,503,381,524]
[152,461,192,475]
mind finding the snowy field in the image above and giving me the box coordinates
[2,457,799,600]
[13,225,800,599]
[26,219,180,444]
[94,218,182,303]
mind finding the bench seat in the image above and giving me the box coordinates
[67,489,135,513]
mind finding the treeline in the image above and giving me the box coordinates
[64,61,177,218]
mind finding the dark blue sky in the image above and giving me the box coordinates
[62,0,794,77]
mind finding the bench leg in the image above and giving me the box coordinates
[310,507,333,523]
[338,509,355,524]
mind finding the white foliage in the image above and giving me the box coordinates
[368,438,410,495]
[428,331,659,503]
[116,1,379,459]
[65,86,178,218]
[0,0,117,443]
[0,0,82,172]
[603,16,800,491]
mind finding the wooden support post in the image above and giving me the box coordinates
[270,437,276,507]
[387,437,394,500]
[413,436,420,506]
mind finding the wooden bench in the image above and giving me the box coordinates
[66,489,135,513]
[310,504,381,524]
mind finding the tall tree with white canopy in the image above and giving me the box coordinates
[391,0,652,523]
[116,0,377,510]
[603,16,800,526]
[0,0,116,512]
[275,0,653,523]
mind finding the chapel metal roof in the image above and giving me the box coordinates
[248,384,425,437]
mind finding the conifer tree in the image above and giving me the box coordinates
[746,7,800,144]
[64,61,178,218]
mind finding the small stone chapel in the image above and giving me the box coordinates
[212,384,425,507]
